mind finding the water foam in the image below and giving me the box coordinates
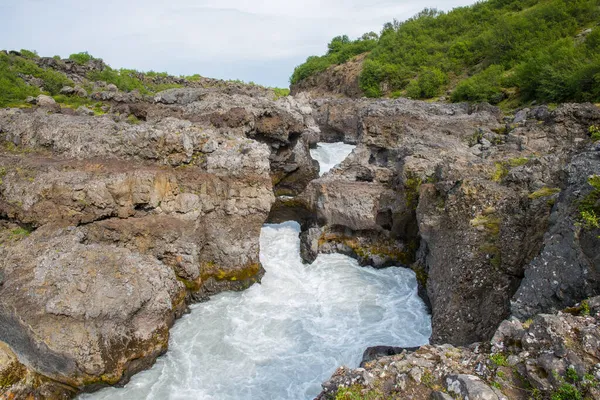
[82,222,431,400]
[309,142,356,176]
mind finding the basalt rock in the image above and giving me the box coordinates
[301,98,600,346]
[511,150,600,319]
[318,297,600,400]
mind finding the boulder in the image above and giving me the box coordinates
[36,94,59,112]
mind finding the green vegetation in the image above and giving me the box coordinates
[579,175,600,231]
[290,33,378,85]
[335,384,382,400]
[0,51,72,107]
[87,67,183,94]
[492,157,530,182]
[490,353,509,367]
[291,0,600,106]
[529,187,561,200]
[68,51,97,65]
[272,87,290,99]
[551,383,582,400]
[590,125,600,141]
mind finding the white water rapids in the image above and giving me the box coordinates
[309,142,356,176]
[82,143,431,400]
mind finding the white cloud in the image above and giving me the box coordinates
[0,0,476,87]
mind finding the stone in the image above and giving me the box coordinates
[431,392,454,400]
[513,108,529,124]
[446,374,500,400]
[59,86,75,95]
[36,94,60,112]
[76,105,95,116]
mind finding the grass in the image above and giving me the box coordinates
[529,187,561,199]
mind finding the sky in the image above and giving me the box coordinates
[0,0,476,88]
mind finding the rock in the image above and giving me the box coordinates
[360,346,419,367]
[74,85,88,97]
[446,374,501,400]
[431,392,453,400]
[513,108,529,124]
[0,227,186,388]
[76,105,95,116]
[106,83,118,92]
[511,151,600,319]
[25,96,36,104]
[36,94,60,112]
[60,86,75,95]
[318,305,600,400]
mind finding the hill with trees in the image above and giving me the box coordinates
[290,0,600,108]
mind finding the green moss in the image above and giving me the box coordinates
[412,265,428,288]
[471,214,501,237]
[492,157,531,182]
[404,173,423,209]
[127,114,141,125]
[201,262,261,282]
[492,162,509,182]
[529,187,561,200]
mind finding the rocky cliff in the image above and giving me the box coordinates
[294,98,599,348]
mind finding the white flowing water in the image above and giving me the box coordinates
[310,142,356,176]
[82,222,431,400]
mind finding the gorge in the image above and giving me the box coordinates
[1,35,600,400]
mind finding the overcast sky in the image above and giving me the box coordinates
[1,0,476,88]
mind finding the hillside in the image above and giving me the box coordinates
[0,50,289,109]
[290,0,600,108]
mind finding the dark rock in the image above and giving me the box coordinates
[360,346,419,367]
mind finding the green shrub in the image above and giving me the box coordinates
[551,383,582,400]
[405,67,447,99]
[291,0,600,105]
[490,353,509,367]
[272,87,290,99]
[452,65,505,103]
[68,52,96,65]
[589,125,600,141]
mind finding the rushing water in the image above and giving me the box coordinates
[83,223,430,400]
[309,142,356,176]
[82,143,431,400]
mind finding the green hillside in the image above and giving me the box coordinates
[290,0,600,107]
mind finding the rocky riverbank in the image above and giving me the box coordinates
[1,52,599,399]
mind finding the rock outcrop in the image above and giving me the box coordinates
[290,54,367,99]
[317,297,600,400]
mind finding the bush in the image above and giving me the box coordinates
[290,34,377,85]
[405,67,447,99]
[291,0,600,105]
[68,52,96,65]
[0,52,73,106]
[452,65,505,103]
